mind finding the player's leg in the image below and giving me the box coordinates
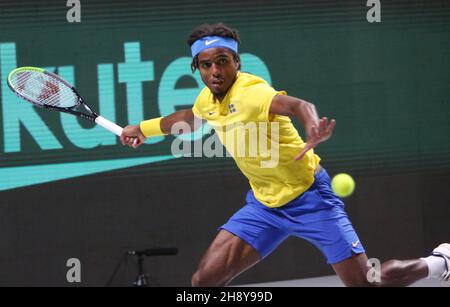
[191,229,260,287]
[191,190,289,287]
[287,167,429,286]
[288,167,368,284]
[379,258,428,286]
[332,253,429,287]
[332,243,450,286]
[330,253,370,286]
[306,169,447,286]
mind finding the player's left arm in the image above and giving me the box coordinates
[269,94,336,160]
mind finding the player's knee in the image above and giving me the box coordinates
[381,259,403,283]
[342,274,374,287]
[191,271,203,287]
[191,269,226,287]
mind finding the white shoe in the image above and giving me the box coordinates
[431,243,450,281]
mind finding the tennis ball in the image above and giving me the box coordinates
[331,173,355,198]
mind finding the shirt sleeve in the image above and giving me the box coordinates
[192,104,203,119]
[191,86,210,119]
[243,83,287,122]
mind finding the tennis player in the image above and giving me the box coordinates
[120,23,449,287]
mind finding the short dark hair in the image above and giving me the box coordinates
[187,23,241,73]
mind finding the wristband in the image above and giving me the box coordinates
[139,117,166,137]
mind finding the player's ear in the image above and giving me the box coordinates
[231,52,240,70]
[234,57,240,70]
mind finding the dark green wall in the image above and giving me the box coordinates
[0,0,449,286]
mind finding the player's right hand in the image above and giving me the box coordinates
[294,117,335,161]
[120,125,147,149]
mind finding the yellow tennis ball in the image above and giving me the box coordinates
[331,173,355,198]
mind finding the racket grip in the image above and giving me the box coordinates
[95,116,123,136]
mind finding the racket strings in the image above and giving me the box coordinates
[11,71,78,108]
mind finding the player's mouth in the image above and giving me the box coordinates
[209,78,224,91]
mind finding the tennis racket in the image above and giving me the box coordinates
[7,66,123,137]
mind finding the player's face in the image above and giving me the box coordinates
[197,48,239,99]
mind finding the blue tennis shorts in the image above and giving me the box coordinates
[220,168,365,264]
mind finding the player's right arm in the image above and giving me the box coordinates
[120,109,201,148]
[269,94,335,160]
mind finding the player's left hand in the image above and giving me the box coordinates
[294,117,336,161]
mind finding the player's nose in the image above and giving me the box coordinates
[211,64,221,77]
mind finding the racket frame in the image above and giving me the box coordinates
[7,66,99,122]
[7,66,124,137]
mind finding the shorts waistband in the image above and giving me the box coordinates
[315,165,323,174]
[313,165,328,182]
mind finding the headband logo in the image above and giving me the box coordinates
[204,39,220,46]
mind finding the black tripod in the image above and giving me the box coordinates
[133,254,149,287]
[128,247,178,287]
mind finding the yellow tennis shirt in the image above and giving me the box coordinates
[192,72,320,208]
